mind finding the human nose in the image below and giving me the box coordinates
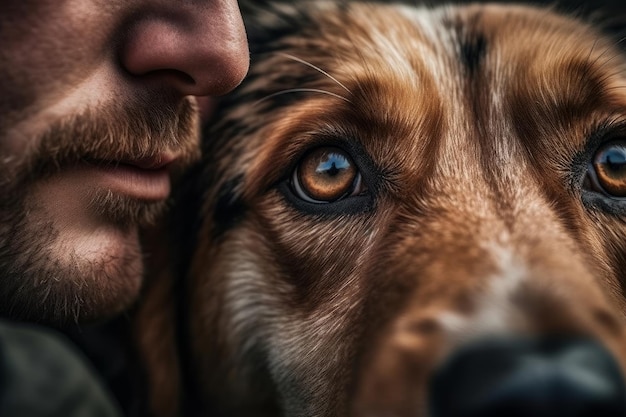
[120,0,249,97]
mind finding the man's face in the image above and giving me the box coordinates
[0,0,249,323]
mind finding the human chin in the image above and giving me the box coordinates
[0,174,147,324]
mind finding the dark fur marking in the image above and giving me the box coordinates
[444,11,488,76]
[212,175,248,240]
[460,32,487,74]
[240,0,315,56]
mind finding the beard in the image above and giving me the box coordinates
[0,197,142,324]
[0,95,199,324]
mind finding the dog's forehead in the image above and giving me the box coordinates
[321,3,625,135]
[211,2,626,205]
[322,3,615,80]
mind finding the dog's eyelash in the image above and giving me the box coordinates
[588,118,626,146]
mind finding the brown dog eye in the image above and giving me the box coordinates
[592,141,626,197]
[293,147,364,203]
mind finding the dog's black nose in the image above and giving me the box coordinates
[428,338,626,417]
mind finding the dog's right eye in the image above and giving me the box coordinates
[292,147,366,203]
[590,141,626,197]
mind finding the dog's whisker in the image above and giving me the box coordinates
[613,35,626,47]
[591,38,626,70]
[600,85,626,94]
[254,88,352,106]
[278,52,353,95]
[589,62,626,86]
[586,38,599,63]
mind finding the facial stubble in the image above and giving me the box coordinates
[0,97,199,324]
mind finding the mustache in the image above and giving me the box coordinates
[5,96,201,186]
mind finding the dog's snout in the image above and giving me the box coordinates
[429,338,626,417]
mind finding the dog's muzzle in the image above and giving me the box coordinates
[429,337,626,417]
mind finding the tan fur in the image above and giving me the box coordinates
[137,2,626,416]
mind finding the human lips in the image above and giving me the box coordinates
[85,153,178,201]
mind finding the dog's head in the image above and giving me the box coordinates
[140,2,626,416]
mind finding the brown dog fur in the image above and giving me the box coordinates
[136,2,626,416]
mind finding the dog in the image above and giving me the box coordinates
[136,1,626,416]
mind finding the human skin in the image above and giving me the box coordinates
[0,0,249,324]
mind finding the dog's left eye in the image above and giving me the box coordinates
[292,147,366,203]
[588,141,626,197]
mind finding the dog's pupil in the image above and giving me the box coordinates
[297,147,357,201]
[317,153,348,177]
[328,162,338,176]
[605,148,626,173]
[597,145,626,177]
[594,143,626,196]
